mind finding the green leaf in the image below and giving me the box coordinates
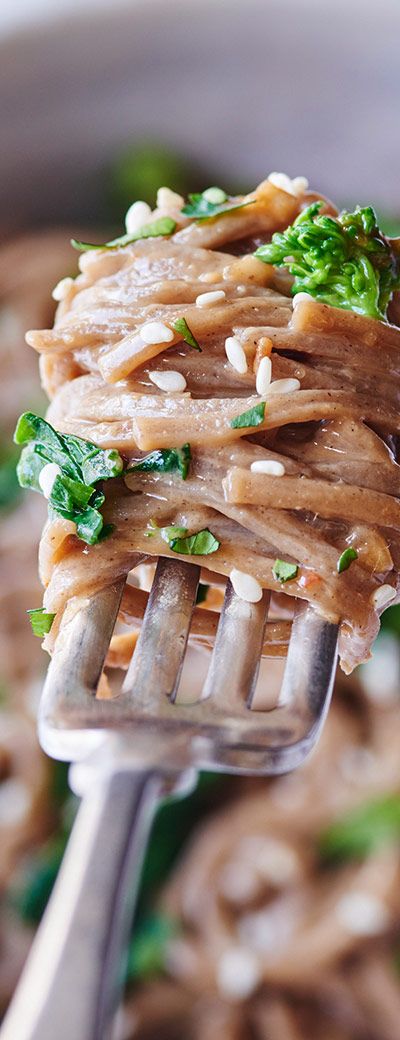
[14,412,123,545]
[127,444,191,480]
[196,583,210,605]
[230,401,265,429]
[337,547,358,573]
[182,188,254,222]
[255,201,400,321]
[27,608,56,638]
[173,318,201,352]
[71,216,176,252]
[170,527,220,556]
[318,795,400,862]
[273,558,298,583]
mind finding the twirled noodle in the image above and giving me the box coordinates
[26,178,400,674]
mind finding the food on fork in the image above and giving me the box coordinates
[15,174,400,679]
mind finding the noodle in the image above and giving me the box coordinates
[23,177,400,676]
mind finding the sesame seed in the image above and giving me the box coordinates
[267,378,301,395]
[125,200,152,234]
[140,321,174,345]
[268,172,309,198]
[217,947,261,1001]
[195,290,226,308]
[250,460,285,476]
[291,176,309,196]
[52,277,74,302]
[156,186,184,209]
[255,355,272,394]
[371,584,396,609]
[292,292,315,308]
[149,370,187,393]
[225,336,247,374]
[39,462,62,499]
[230,569,263,603]
[335,892,389,936]
[202,186,227,204]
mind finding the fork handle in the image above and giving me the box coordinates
[0,766,162,1040]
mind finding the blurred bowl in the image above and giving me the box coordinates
[1,0,400,231]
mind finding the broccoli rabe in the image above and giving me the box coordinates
[255,201,400,321]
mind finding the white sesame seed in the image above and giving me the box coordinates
[202,186,227,204]
[291,176,309,196]
[149,370,187,393]
[140,321,174,345]
[230,569,263,603]
[335,892,389,936]
[225,336,247,374]
[217,947,261,1001]
[268,171,308,197]
[256,355,272,394]
[51,277,74,302]
[125,200,152,234]
[195,290,226,308]
[250,460,285,476]
[292,292,315,308]
[39,462,62,499]
[156,186,184,209]
[371,584,397,609]
[266,378,301,395]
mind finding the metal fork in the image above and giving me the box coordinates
[0,558,338,1040]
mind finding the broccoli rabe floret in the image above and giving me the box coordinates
[255,201,400,321]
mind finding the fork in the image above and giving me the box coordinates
[0,558,338,1040]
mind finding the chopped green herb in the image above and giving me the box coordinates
[273,558,298,583]
[127,444,191,480]
[71,216,176,252]
[182,188,254,222]
[28,608,56,638]
[318,795,400,862]
[337,547,358,573]
[230,401,265,429]
[170,527,220,556]
[14,412,123,545]
[196,583,210,605]
[146,521,219,555]
[255,201,400,321]
[173,318,201,352]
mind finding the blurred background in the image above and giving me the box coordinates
[2,1,400,1036]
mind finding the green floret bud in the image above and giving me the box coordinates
[255,201,400,321]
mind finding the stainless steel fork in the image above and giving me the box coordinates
[0,558,338,1040]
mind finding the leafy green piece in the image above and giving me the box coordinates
[170,528,220,556]
[27,608,56,638]
[273,558,298,583]
[255,201,400,320]
[173,318,201,352]
[182,188,254,222]
[127,913,178,981]
[318,795,400,862]
[337,547,358,573]
[230,401,266,429]
[127,444,191,480]
[196,583,210,605]
[145,520,188,541]
[14,412,123,545]
[71,216,176,252]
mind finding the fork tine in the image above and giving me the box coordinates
[278,599,339,730]
[122,557,200,704]
[201,581,270,710]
